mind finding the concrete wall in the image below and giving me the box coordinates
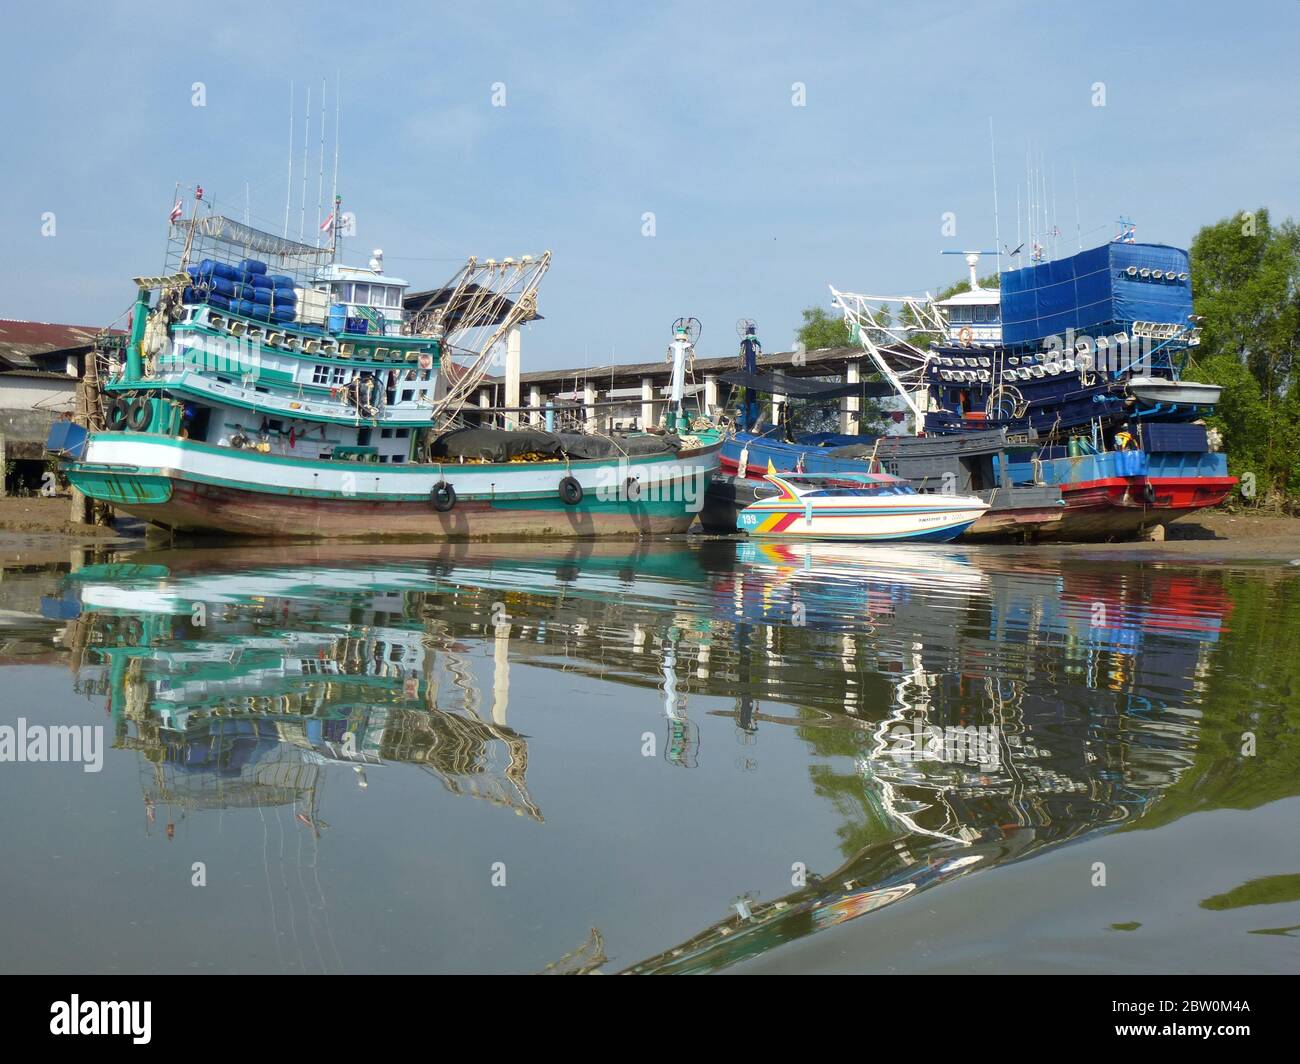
[0,376,74,417]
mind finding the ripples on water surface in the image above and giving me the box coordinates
[0,538,1297,973]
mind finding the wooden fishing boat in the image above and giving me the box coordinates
[48,200,720,539]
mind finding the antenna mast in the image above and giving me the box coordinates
[283,81,294,238]
[1073,159,1082,250]
[316,77,326,246]
[298,84,310,241]
[330,71,341,252]
[989,117,1000,271]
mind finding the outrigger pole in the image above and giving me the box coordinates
[829,286,944,431]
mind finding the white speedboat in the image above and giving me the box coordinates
[735,473,989,542]
[1126,376,1222,408]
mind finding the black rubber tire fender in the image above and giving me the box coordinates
[106,398,130,430]
[431,481,456,512]
[559,475,583,506]
[126,397,153,432]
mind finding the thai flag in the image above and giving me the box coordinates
[169,199,183,223]
[195,184,204,201]
[320,211,335,232]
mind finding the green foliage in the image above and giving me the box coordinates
[934,272,1000,303]
[1189,208,1300,393]
[797,306,852,351]
[1187,208,1300,502]
[791,306,889,435]
[1122,572,1300,832]
[1200,874,1300,911]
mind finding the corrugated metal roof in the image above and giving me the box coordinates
[0,319,124,368]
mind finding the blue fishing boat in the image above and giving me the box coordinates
[828,238,1237,539]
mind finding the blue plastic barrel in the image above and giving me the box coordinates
[237,258,268,276]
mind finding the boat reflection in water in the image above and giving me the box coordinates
[56,535,1236,972]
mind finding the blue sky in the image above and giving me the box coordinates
[2,0,1297,369]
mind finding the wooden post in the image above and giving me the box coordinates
[69,374,91,524]
[0,432,7,498]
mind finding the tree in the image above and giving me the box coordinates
[791,305,888,435]
[796,306,852,350]
[934,272,1000,303]
[1186,209,1300,502]
[1188,208,1300,395]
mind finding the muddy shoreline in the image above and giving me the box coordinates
[2,495,1299,564]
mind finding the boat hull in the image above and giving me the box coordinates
[716,434,1065,541]
[63,431,721,539]
[737,494,987,543]
[1038,474,1238,540]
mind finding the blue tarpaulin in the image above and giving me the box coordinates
[999,243,1192,345]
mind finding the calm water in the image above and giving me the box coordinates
[0,537,1297,974]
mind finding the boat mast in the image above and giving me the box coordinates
[283,81,294,239]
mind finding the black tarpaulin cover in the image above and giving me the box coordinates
[428,427,682,461]
[718,371,894,399]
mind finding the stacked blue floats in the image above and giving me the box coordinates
[184,258,298,324]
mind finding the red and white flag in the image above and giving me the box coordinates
[195,184,204,201]
[320,211,335,232]
[169,199,183,223]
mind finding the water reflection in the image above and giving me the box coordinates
[21,536,1295,973]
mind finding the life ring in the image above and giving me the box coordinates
[106,397,130,429]
[126,397,153,432]
[431,481,456,512]
[959,326,974,347]
[558,476,583,506]
[625,476,642,501]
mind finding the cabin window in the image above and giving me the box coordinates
[401,389,414,402]
[311,364,347,385]
[396,428,410,438]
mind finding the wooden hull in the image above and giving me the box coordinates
[120,479,700,538]
[64,431,721,540]
[1037,474,1238,541]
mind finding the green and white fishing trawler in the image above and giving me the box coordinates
[49,194,721,539]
